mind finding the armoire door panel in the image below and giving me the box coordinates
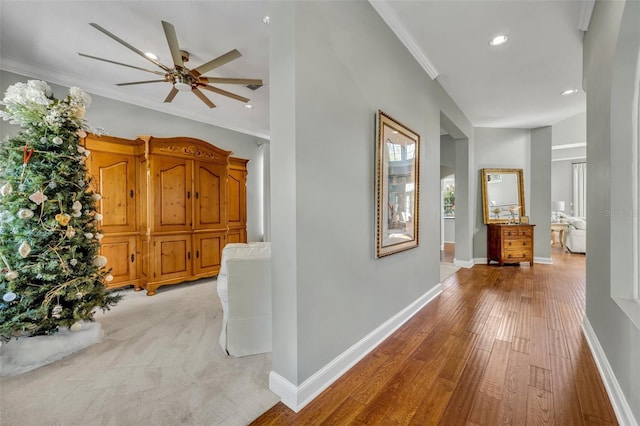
[228,174,241,224]
[194,162,227,229]
[100,236,137,287]
[153,157,192,232]
[194,232,225,275]
[153,235,192,281]
[92,153,136,233]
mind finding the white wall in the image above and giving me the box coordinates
[0,70,267,241]
[584,0,640,422]
[269,0,471,389]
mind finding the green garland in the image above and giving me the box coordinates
[0,80,121,341]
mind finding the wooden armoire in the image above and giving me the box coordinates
[85,134,248,295]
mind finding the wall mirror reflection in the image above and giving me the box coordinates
[481,168,525,224]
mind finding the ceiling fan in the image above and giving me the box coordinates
[79,21,263,108]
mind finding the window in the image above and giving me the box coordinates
[442,176,455,218]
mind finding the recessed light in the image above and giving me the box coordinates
[262,16,270,25]
[244,104,253,109]
[561,89,579,96]
[489,34,508,47]
[145,52,158,60]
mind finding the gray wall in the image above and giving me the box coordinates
[552,111,586,147]
[0,70,267,242]
[551,160,574,215]
[269,0,469,384]
[530,126,552,260]
[440,135,456,168]
[584,0,640,421]
[473,127,531,258]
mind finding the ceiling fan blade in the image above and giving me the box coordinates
[192,88,216,108]
[89,22,172,73]
[192,49,242,77]
[201,85,250,103]
[199,77,263,86]
[116,80,167,86]
[78,53,166,76]
[164,87,179,103]
[161,21,184,69]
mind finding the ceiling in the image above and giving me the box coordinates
[0,1,590,140]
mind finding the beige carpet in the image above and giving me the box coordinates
[440,262,461,282]
[0,278,280,426]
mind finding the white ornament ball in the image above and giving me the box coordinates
[93,255,108,268]
[18,241,31,258]
[105,274,114,282]
[94,213,103,221]
[0,182,12,197]
[5,271,19,280]
[70,322,83,332]
[51,304,63,318]
[75,291,83,299]
[2,292,17,302]
[17,208,34,219]
[52,136,63,145]
[90,193,102,201]
[70,258,78,266]
[72,200,82,211]
[77,146,86,154]
[95,233,103,240]
[84,232,94,239]
[71,211,82,218]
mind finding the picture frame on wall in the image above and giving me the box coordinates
[375,110,420,258]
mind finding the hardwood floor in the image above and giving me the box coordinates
[252,246,618,425]
[441,242,455,263]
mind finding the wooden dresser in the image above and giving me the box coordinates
[487,224,535,266]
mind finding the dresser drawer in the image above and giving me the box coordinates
[503,249,532,262]
[502,227,532,238]
[503,238,532,249]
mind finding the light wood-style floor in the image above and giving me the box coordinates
[253,244,618,425]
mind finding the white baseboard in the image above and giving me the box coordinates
[453,258,475,268]
[475,257,487,265]
[582,317,638,426]
[534,257,553,264]
[269,283,444,412]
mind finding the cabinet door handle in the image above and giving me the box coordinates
[188,252,191,260]
[130,254,135,263]
[187,191,191,199]
[195,192,199,200]
[130,189,134,198]
[196,250,199,258]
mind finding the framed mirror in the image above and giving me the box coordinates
[375,110,420,257]
[481,168,525,224]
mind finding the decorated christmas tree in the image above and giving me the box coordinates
[0,80,120,342]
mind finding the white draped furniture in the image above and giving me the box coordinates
[217,242,272,357]
[566,217,586,254]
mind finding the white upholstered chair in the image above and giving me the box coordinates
[216,242,272,357]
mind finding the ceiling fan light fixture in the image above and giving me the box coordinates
[145,52,158,60]
[489,34,508,47]
[244,104,253,109]
[174,76,192,91]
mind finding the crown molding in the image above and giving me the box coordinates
[0,57,270,140]
[368,0,439,80]
[578,0,595,32]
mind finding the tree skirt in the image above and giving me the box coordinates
[0,322,103,377]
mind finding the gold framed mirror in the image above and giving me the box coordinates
[481,168,525,224]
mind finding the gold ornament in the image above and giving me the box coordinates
[55,213,71,226]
